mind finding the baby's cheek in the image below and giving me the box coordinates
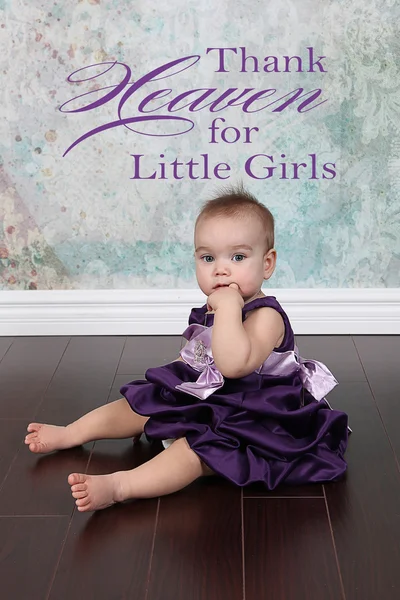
[197,269,212,295]
[241,273,259,294]
[239,277,253,294]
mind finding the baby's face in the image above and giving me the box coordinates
[194,214,273,302]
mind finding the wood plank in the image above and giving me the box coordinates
[48,501,158,600]
[296,335,366,382]
[323,379,400,598]
[0,337,13,362]
[48,438,160,599]
[0,516,69,600]
[0,420,26,485]
[107,373,146,404]
[244,498,343,600]
[0,337,125,515]
[147,479,242,600]
[353,336,400,461]
[244,482,323,498]
[35,336,125,424]
[117,335,182,374]
[88,436,163,476]
[353,336,400,394]
[0,443,91,516]
[0,337,69,418]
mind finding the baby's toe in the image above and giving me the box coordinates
[68,473,86,486]
[76,497,90,508]
[28,442,41,453]
[72,490,87,499]
[27,423,41,433]
[71,483,86,493]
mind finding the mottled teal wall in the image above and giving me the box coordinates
[1,0,399,290]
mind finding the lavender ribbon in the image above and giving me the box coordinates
[175,325,224,399]
[176,327,338,403]
[297,355,338,401]
[257,345,338,401]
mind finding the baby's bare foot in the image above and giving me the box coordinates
[68,472,125,512]
[25,423,75,454]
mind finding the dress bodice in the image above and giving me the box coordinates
[188,295,294,353]
[176,296,338,403]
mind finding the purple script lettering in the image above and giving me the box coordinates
[60,55,328,156]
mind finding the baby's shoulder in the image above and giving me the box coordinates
[243,295,294,352]
[244,303,285,350]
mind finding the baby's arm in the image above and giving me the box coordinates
[210,288,284,378]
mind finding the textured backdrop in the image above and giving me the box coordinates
[1,0,400,290]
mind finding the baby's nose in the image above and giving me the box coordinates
[214,261,230,275]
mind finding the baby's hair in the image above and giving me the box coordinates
[196,184,275,250]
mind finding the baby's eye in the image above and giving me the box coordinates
[232,254,245,262]
[202,255,214,263]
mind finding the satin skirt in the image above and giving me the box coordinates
[120,361,348,490]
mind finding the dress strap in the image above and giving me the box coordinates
[188,304,208,326]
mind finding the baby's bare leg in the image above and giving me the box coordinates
[25,399,148,454]
[68,437,214,512]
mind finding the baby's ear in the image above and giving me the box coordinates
[263,249,277,279]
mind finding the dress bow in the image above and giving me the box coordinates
[175,326,224,400]
[297,355,338,401]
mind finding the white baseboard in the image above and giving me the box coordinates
[0,289,399,336]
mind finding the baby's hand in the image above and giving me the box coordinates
[207,283,244,312]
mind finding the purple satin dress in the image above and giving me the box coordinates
[121,296,349,489]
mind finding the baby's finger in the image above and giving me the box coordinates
[229,283,239,290]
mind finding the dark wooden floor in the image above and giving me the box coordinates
[1,334,400,600]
